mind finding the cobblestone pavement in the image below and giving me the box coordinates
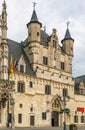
[0,126,85,130]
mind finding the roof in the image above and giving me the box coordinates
[30,10,38,22]
[61,28,74,43]
[22,30,50,47]
[7,39,22,63]
[40,30,49,46]
[64,28,72,39]
[7,39,35,75]
[74,75,85,88]
[27,9,42,27]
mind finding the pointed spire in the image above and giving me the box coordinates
[64,22,72,39]
[30,10,38,22]
[30,2,38,22]
[61,22,74,43]
[27,2,42,27]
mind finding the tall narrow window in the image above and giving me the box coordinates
[81,115,84,123]
[18,82,25,93]
[43,56,48,65]
[53,40,56,48]
[45,85,51,95]
[8,113,12,123]
[42,112,46,120]
[63,88,68,97]
[74,115,78,123]
[20,65,24,72]
[61,62,65,70]
[29,81,33,88]
[18,114,22,123]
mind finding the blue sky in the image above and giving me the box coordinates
[0,0,85,77]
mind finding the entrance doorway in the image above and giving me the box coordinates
[51,111,59,127]
[30,116,35,126]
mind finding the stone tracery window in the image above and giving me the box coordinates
[52,99,59,108]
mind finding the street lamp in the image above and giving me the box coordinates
[58,95,70,130]
[10,97,15,129]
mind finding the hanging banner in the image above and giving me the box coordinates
[77,107,85,112]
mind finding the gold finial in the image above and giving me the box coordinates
[33,2,37,10]
[67,22,70,29]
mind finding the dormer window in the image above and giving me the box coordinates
[20,65,24,72]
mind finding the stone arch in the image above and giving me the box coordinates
[50,94,63,127]
[51,94,63,110]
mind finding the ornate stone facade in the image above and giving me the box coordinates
[0,1,85,128]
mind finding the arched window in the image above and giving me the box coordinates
[81,115,84,123]
[74,115,78,123]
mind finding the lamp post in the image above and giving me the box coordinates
[10,97,15,129]
[58,95,70,130]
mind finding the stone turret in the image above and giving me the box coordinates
[27,3,42,43]
[61,22,74,56]
[25,3,42,71]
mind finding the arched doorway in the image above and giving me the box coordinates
[51,95,62,127]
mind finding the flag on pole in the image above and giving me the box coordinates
[10,55,14,77]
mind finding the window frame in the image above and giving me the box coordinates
[45,85,51,95]
[61,62,65,70]
[42,112,46,120]
[17,82,25,93]
[18,114,22,123]
[74,115,78,123]
[20,65,24,72]
[43,56,48,65]
[63,88,68,97]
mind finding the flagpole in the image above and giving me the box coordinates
[7,55,15,129]
[10,55,15,129]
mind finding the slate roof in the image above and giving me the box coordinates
[7,39,35,75]
[64,28,72,39]
[30,10,38,22]
[27,9,42,27]
[61,28,74,43]
[40,30,49,46]
[22,30,50,48]
[74,75,85,89]
[7,39,22,63]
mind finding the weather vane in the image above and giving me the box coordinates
[67,22,70,28]
[33,2,37,10]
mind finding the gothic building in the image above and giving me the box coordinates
[0,1,85,128]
